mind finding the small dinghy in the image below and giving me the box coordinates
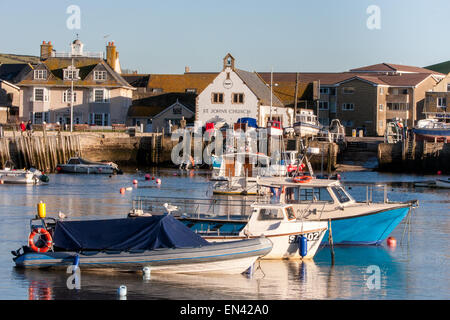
[12,215,272,274]
[56,157,122,174]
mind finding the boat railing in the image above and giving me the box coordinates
[131,196,271,220]
[341,182,391,204]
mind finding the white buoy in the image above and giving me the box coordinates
[143,266,151,280]
[118,285,127,297]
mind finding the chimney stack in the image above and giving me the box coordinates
[40,41,53,60]
[185,66,190,73]
[106,41,118,71]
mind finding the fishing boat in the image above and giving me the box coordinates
[256,176,418,245]
[211,152,274,195]
[293,109,321,138]
[12,215,272,274]
[267,119,283,136]
[177,203,328,260]
[0,161,49,184]
[56,157,122,174]
[412,118,450,143]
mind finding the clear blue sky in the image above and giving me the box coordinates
[1,0,449,74]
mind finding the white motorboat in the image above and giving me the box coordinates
[294,109,321,138]
[0,162,49,185]
[178,203,328,260]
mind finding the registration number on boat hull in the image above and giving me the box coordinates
[288,232,320,243]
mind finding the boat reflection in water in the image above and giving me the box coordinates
[14,245,402,300]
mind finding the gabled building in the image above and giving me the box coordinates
[196,54,292,128]
[126,92,196,132]
[17,39,134,126]
[0,63,33,123]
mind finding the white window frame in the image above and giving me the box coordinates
[342,103,354,111]
[33,88,49,102]
[31,111,50,124]
[63,89,77,103]
[94,71,107,81]
[379,104,384,111]
[92,88,110,103]
[379,87,384,95]
[34,70,47,80]
[63,66,80,81]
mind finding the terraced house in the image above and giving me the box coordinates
[17,39,134,126]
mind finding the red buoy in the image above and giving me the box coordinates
[151,176,155,180]
[437,170,442,175]
[132,179,138,185]
[387,236,397,247]
[144,174,151,180]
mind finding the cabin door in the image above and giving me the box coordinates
[243,156,253,177]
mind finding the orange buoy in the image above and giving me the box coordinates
[120,188,126,194]
[132,179,138,184]
[0,180,3,184]
[387,236,397,247]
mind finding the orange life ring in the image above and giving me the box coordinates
[28,228,52,253]
[293,175,312,183]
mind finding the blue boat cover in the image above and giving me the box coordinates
[53,215,210,251]
[237,117,258,128]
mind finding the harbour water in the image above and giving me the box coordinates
[0,169,448,300]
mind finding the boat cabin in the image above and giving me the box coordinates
[216,152,271,178]
[258,177,356,207]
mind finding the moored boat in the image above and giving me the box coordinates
[412,118,450,143]
[257,176,418,245]
[56,157,122,174]
[0,161,49,185]
[12,214,272,274]
[178,203,328,260]
[293,109,321,138]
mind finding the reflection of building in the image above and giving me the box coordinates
[126,93,195,132]
[17,39,134,125]
[196,54,293,128]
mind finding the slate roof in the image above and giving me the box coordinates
[235,69,284,107]
[17,57,134,89]
[0,63,33,83]
[349,62,444,75]
[128,92,196,117]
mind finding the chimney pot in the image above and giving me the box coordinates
[185,66,190,73]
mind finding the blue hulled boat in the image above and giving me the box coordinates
[256,177,418,245]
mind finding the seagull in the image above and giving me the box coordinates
[163,203,178,215]
[58,211,67,220]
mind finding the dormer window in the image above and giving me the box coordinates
[94,71,107,81]
[34,70,47,80]
[64,65,79,80]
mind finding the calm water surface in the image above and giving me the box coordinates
[0,169,448,300]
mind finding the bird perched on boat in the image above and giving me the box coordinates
[58,211,67,220]
[163,203,178,215]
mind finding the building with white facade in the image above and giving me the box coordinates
[196,54,293,128]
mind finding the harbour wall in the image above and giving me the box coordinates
[0,130,340,172]
[378,140,450,173]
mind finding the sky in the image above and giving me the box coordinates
[1,0,449,74]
